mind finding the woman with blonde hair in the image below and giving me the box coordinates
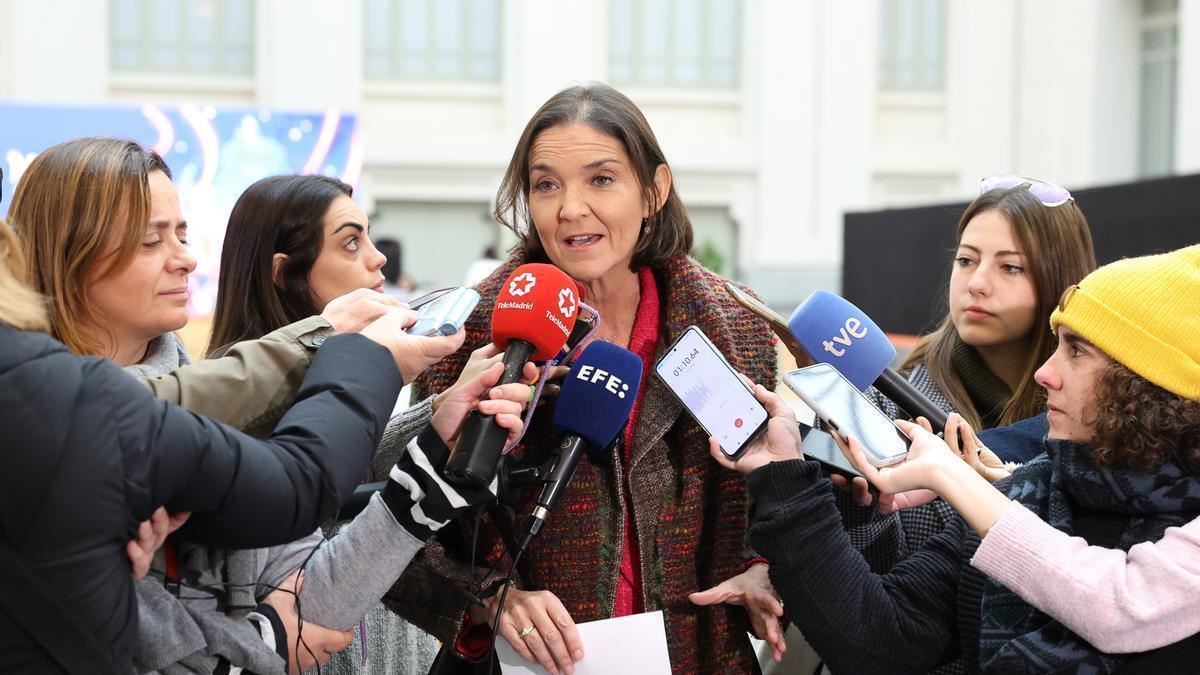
[0,193,434,673]
[9,137,533,673]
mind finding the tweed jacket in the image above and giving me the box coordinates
[383,254,778,673]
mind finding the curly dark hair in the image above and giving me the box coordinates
[1091,361,1200,475]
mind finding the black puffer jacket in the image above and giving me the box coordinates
[0,325,401,673]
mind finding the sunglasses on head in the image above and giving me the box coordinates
[979,174,1073,207]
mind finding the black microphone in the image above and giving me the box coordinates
[517,342,642,553]
[442,264,580,488]
[788,290,949,430]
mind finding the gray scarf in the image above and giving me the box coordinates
[123,332,191,377]
[123,333,285,675]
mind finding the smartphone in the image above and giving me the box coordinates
[408,287,481,337]
[798,421,864,478]
[655,326,769,458]
[783,363,909,467]
[724,282,813,367]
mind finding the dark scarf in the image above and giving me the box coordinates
[950,337,1011,429]
[979,440,1200,672]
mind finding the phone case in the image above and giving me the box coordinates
[783,364,909,468]
[654,325,769,459]
[411,288,480,336]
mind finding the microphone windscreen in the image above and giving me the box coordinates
[491,263,580,360]
[552,342,643,450]
[787,290,897,391]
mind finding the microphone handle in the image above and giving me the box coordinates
[519,434,588,552]
[874,367,949,431]
[443,339,537,488]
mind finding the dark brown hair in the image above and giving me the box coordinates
[9,137,170,355]
[1091,361,1200,475]
[902,186,1096,429]
[207,174,352,356]
[494,83,692,270]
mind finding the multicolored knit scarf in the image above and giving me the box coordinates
[979,439,1200,672]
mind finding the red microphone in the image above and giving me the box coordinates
[443,264,580,488]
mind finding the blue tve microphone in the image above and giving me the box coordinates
[788,290,949,429]
[518,341,642,552]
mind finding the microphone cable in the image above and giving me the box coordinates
[150,538,328,673]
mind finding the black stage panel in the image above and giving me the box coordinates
[844,173,1200,336]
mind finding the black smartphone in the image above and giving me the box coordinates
[655,325,769,459]
[799,421,869,482]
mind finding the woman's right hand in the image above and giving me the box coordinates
[321,287,406,333]
[358,308,466,383]
[835,417,963,496]
[431,361,536,448]
[470,587,584,675]
[263,571,354,674]
[707,378,805,474]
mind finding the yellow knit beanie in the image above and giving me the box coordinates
[1050,244,1200,401]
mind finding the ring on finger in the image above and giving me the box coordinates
[519,625,535,639]
[527,384,537,404]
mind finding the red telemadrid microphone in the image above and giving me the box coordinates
[442,263,580,488]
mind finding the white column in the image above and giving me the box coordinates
[747,0,818,268]
[503,1,609,134]
[955,1,1018,191]
[4,0,106,102]
[256,0,363,110]
[1176,0,1200,173]
[1011,0,1139,186]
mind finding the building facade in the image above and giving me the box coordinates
[2,0,1197,309]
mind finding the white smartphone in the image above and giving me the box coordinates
[784,363,909,467]
[408,287,480,337]
[655,326,769,459]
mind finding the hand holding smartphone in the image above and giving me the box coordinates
[408,287,480,337]
[655,326,769,459]
[783,363,909,468]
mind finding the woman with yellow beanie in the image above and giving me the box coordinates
[720,245,1200,671]
[843,244,1200,655]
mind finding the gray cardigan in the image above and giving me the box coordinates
[130,333,434,674]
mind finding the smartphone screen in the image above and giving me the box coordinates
[409,288,480,337]
[655,326,769,457]
[784,364,909,467]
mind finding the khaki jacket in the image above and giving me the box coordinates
[138,316,333,435]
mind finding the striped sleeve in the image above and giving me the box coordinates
[382,424,497,541]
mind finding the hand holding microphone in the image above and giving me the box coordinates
[443,264,581,488]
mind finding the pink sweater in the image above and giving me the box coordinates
[971,502,1200,653]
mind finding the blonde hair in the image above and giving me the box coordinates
[8,137,169,356]
[0,218,50,332]
[901,186,1096,429]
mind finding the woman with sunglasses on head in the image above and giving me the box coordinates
[11,138,534,674]
[839,177,1098,572]
[888,176,1095,438]
[209,173,534,675]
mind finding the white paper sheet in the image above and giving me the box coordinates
[496,610,672,675]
